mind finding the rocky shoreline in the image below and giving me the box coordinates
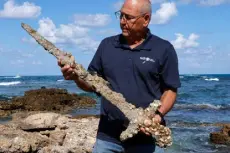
[0,88,98,153]
[0,88,229,152]
[210,124,230,145]
[0,112,98,153]
[0,87,96,118]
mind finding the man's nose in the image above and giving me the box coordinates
[120,16,126,24]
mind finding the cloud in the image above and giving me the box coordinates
[21,37,36,44]
[32,60,42,65]
[72,37,100,52]
[150,0,167,4]
[37,18,89,43]
[151,2,178,24]
[177,46,216,73]
[21,53,34,58]
[178,45,230,74]
[97,29,118,36]
[183,46,214,57]
[10,59,24,65]
[0,0,41,18]
[177,0,193,4]
[35,18,99,52]
[177,0,230,6]
[171,33,200,49]
[114,1,124,10]
[73,14,111,27]
[180,57,201,68]
[199,0,230,6]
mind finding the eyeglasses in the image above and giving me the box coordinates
[115,11,146,22]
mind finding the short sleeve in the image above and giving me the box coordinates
[160,44,181,90]
[87,40,105,79]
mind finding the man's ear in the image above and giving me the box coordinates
[143,14,151,27]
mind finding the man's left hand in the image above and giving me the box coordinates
[140,114,162,136]
[153,114,162,124]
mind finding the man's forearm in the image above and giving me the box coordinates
[74,77,94,92]
[158,89,177,116]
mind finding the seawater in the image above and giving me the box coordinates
[0,74,230,153]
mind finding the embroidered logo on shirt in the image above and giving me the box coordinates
[140,57,155,64]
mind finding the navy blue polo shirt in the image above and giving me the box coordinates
[88,30,181,145]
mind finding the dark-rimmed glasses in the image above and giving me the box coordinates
[115,11,146,23]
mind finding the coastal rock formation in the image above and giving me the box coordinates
[0,88,96,118]
[0,112,99,153]
[210,124,230,145]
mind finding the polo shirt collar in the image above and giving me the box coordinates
[113,29,152,51]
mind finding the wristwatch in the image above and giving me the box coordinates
[155,109,164,119]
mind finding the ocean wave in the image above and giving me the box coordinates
[57,79,65,82]
[3,75,21,79]
[174,103,230,110]
[204,78,219,81]
[168,121,227,128]
[183,74,199,77]
[178,92,195,98]
[0,95,11,100]
[0,81,21,86]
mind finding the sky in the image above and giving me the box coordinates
[0,0,229,76]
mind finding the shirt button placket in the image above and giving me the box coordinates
[126,56,133,85]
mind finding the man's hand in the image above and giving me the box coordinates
[58,60,78,80]
[58,60,94,92]
[140,114,162,135]
[153,114,162,124]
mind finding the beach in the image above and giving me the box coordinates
[0,74,230,153]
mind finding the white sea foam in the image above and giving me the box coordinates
[14,75,21,78]
[175,103,223,110]
[4,75,21,79]
[0,81,21,86]
[202,76,207,79]
[204,78,219,81]
[57,79,65,82]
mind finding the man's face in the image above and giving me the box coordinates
[118,3,148,38]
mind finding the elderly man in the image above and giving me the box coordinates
[59,0,181,152]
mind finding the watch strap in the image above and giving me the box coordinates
[155,109,164,118]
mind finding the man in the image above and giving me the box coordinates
[58,0,181,152]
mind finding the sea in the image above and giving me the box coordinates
[0,74,230,153]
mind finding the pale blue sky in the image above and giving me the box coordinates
[0,0,229,76]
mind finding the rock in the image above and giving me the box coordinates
[210,124,230,145]
[19,113,60,131]
[0,112,99,153]
[0,88,96,118]
[0,110,12,118]
[0,124,50,152]
[49,131,66,145]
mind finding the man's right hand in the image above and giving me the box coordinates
[58,60,94,92]
[58,60,78,81]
